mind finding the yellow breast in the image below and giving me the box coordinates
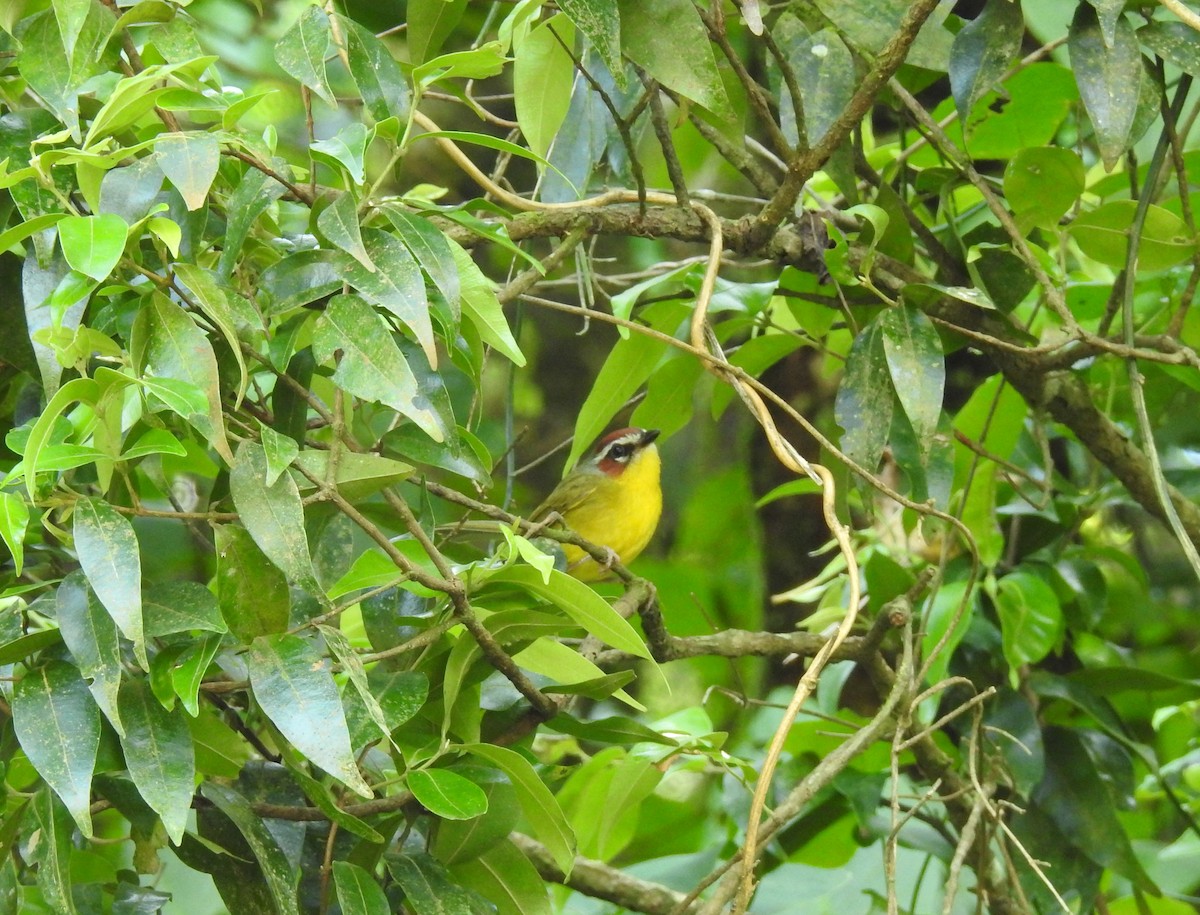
[561,445,662,581]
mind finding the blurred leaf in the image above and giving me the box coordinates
[450,839,553,915]
[407,0,467,66]
[1139,20,1200,76]
[1033,727,1157,891]
[230,441,320,590]
[633,356,703,438]
[117,678,194,844]
[994,571,1064,678]
[0,492,29,576]
[248,632,371,797]
[1004,147,1086,234]
[1069,201,1196,271]
[545,714,676,746]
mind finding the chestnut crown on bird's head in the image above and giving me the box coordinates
[585,427,661,477]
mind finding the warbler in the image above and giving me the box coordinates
[533,428,662,581]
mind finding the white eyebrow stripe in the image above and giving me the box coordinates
[600,432,643,461]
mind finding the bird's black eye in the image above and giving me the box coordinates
[607,443,633,462]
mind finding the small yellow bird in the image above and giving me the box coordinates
[533,428,662,581]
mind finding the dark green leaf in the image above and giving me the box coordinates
[248,632,371,797]
[229,441,319,590]
[450,839,552,915]
[273,4,334,105]
[333,861,390,915]
[14,661,100,837]
[312,294,443,441]
[949,0,1024,125]
[1069,6,1144,169]
[386,853,482,915]
[338,15,410,122]
[317,192,372,271]
[143,580,226,637]
[835,319,892,471]
[56,571,123,734]
[383,206,460,316]
[73,496,146,668]
[215,524,290,640]
[880,305,944,449]
[31,789,78,914]
[216,166,287,281]
[342,228,435,365]
[558,0,623,88]
[202,783,302,915]
[117,678,195,844]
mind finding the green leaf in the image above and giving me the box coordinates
[292,450,415,500]
[1138,20,1200,77]
[465,743,576,876]
[313,294,444,441]
[156,132,220,211]
[450,839,553,915]
[387,853,482,915]
[143,580,226,637]
[1069,6,1144,170]
[56,571,123,735]
[412,43,508,88]
[0,492,29,576]
[1003,147,1086,234]
[776,23,855,147]
[202,783,302,915]
[230,441,320,591]
[216,166,287,280]
[835,319,892,472]
[449,241,524,365]
[318,192,373,271]
[247,632,371,797]
[1069,200,1196,271]
[0,629,65,666]
[258,422,299,486]
[1033,727,1157,891]
[949,0,1024,125]
[58,212,128,282]
[545,714,677,746]
[514,15,575,159]
[338,15,410,122]
[31,789,78,915]
[341,229,435,365]
[407,0,467,66]
[384,206,460,316]
[557,0,622,88]
[13,661,100,838]
[133,293,232,462]
[617,0,731,119]
[333,861,390,915]
[170,632,223,717]
[215,524,291,641]
[482,565,651,659]
[172,263,254,405]
[73,496,147,669]
[311,122,370,186]
[880,305,944,449]
[318,624,395,754]
[994,571,1064,678]
[117,678,194,844]
[921,579,977,688]
[407,768,489,820]
[273,4,334,105]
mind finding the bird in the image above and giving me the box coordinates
[532,427,663,581]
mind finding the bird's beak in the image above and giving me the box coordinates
[642,429,661,446]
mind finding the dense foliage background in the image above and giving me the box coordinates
[1,0,1200,912]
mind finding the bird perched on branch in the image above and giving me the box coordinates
[533,427,662,581]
